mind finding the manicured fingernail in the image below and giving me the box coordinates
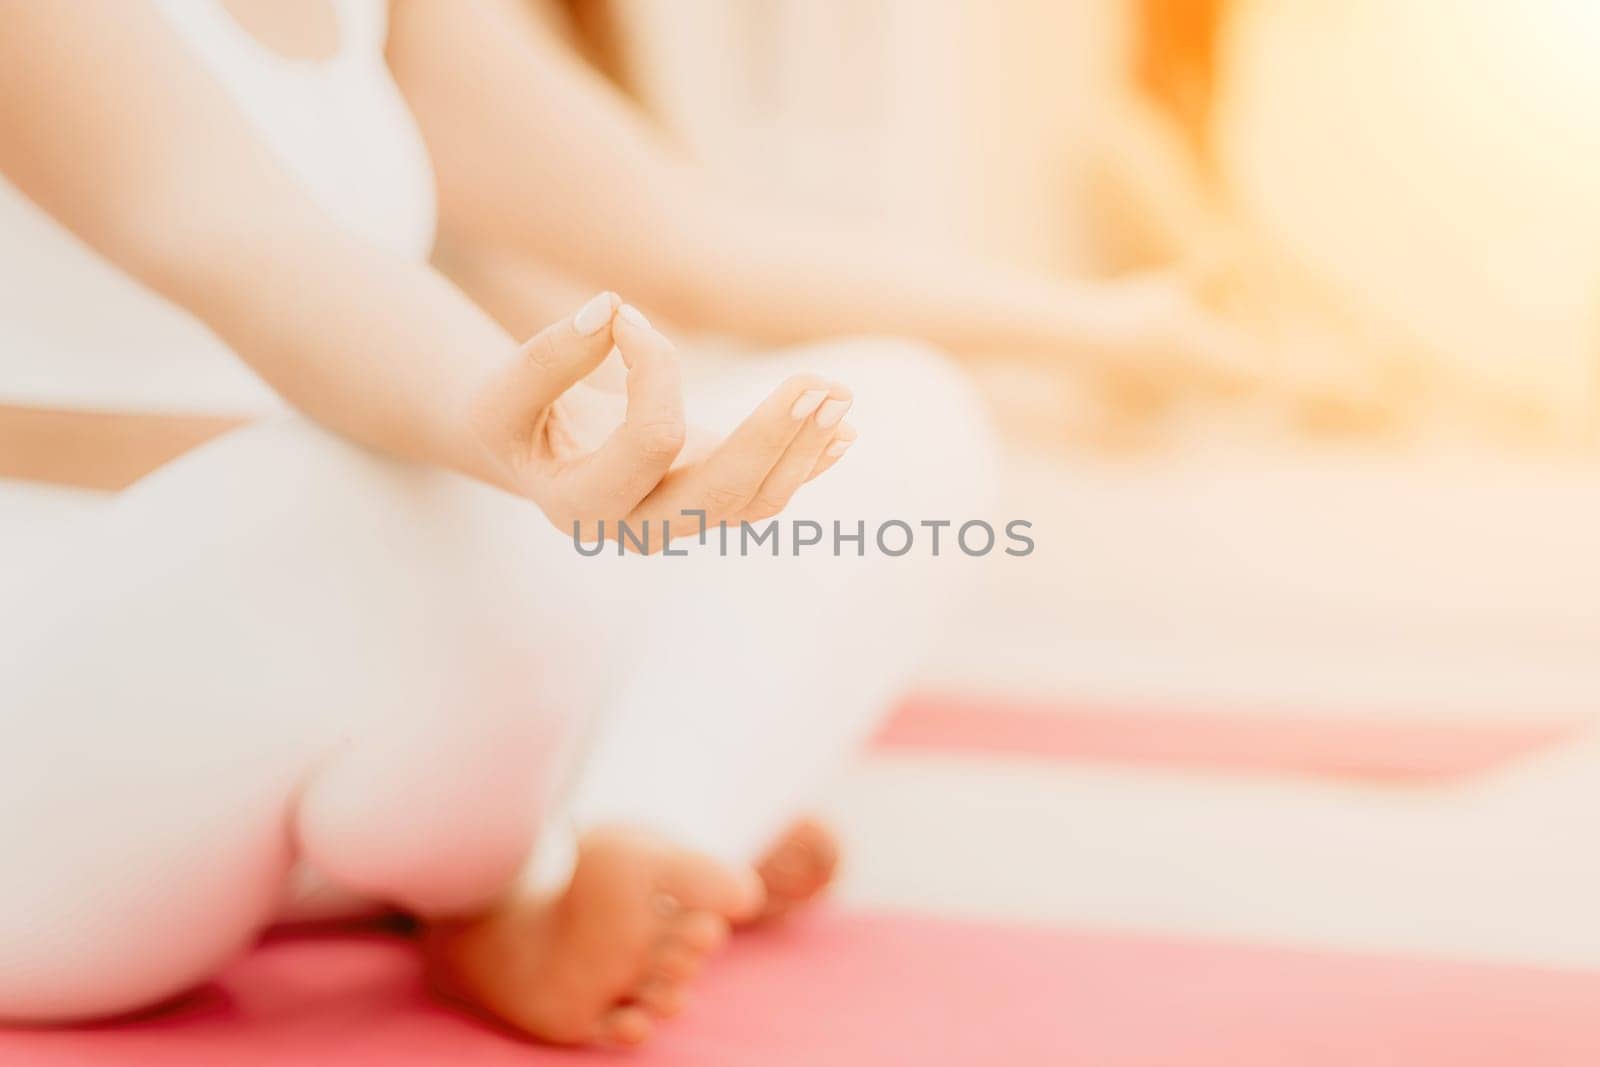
[790,389,827,420]
[826,437,854,458]
[816,398,851,429]
[573,291,617,335]
[617,304,651,329]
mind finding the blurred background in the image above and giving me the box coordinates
[549,0,1600,725]
[539,0,1600,968]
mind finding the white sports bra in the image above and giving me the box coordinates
[0,0,436,415]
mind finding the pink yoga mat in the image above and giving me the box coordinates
[6,913,1599,1066]
[876,692,1580,782]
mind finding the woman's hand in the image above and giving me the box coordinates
[1064,270,1410,439]
[1067,272,1266,402]
[467,294,855,551]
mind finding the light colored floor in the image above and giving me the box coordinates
[827,445,1600,971]
[923,446,1600,719]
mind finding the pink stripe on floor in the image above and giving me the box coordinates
[5,914,1600,1066]
[875,693,1582,782]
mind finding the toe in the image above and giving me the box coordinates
[762,843,815,894]
[789,818,841,869]
[658,849,765,922]
[632,977,688,1019]
[670,910,730,954]
[647,939,705,982]
[753,819,841,922]
[601,1005,654,1047]
[762,819,840,898]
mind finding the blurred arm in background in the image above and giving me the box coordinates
[389,0,1269,405]
[1085,0,1564,445]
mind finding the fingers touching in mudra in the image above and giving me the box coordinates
[469,293,855,549]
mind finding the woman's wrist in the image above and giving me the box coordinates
[435,375,529,496]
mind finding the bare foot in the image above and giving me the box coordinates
[424,827,764,1047]
[750,817,840,924]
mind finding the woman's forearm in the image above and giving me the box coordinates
[672,207,1128,361]
[166,220,515,489]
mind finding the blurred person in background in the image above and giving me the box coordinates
[535,0,1415,446]
[424,0,1281,418]
[0,0,1296,1050]
[1084,0,1433,441]
[1088,0,1599,446]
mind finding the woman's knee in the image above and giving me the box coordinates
[295,729,552,918]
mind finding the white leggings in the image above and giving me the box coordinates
[0,339,995,1022]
